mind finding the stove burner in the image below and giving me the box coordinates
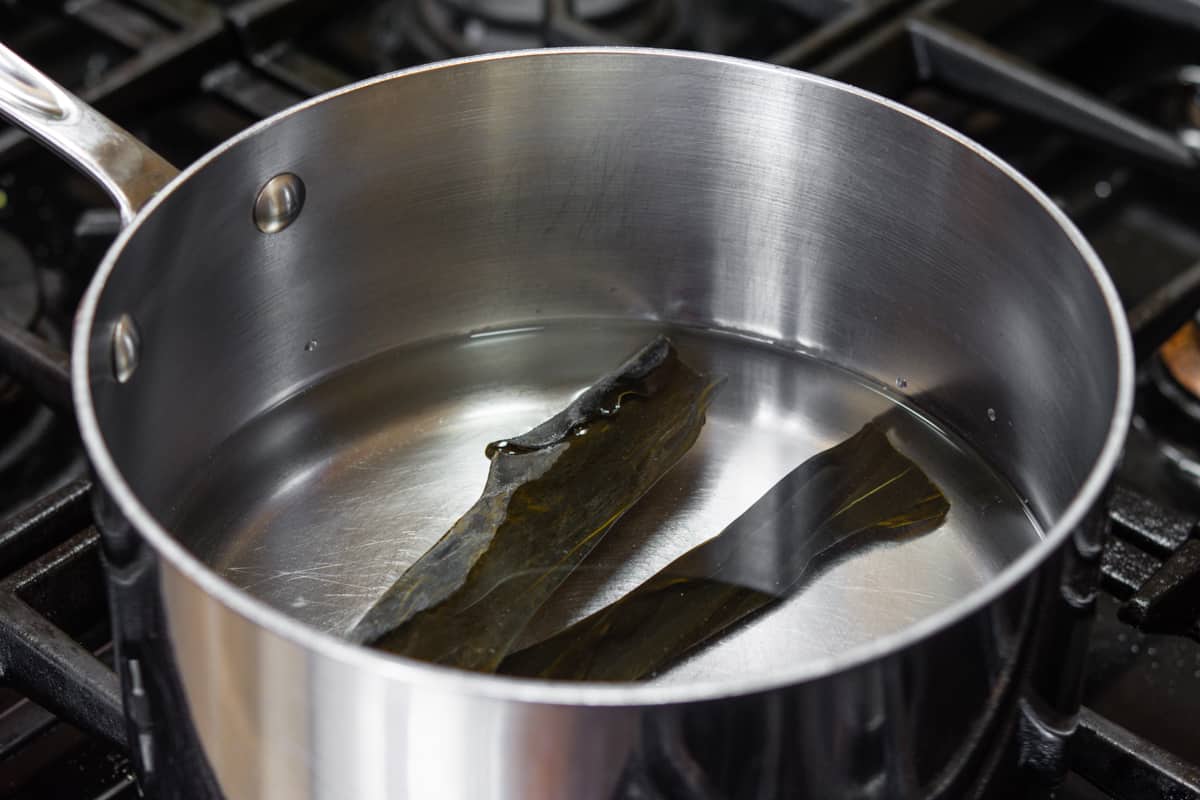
[1141,339,1200,489]
[0,229,80,516]
[1160,320,1200,400]
[1120,65,1200,155]
[1152,66,1200,147]
[0,228,38,332]
[387,0,689,61]
[0,228,42,457]
[0,318,81,518]
[440,0,643,26]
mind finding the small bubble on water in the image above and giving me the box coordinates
[987,407,997,422]
[896,377,908,389]
[1193,669,1200,679]
[1131,643,1140,654]
[304,339,318,352]
[1147,646,1157,657]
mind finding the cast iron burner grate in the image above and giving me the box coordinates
[4,1,1200,798]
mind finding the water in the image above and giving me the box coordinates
[171,320,1042,684]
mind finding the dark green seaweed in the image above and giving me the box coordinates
[498,422,950,681]
[348,336,721,671]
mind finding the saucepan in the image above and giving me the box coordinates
[0,43,1132,799]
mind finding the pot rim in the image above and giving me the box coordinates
[72,46,1135,707]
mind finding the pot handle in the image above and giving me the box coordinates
[0,42,177,225]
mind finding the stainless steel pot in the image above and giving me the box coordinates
[0,43,1132,799]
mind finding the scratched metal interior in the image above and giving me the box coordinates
[170,321,1041,682]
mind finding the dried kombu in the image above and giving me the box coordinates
[348,336,720,671]
[498,423,950,681]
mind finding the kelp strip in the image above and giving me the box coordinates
[498,423,950,681]
[348,336,720,671]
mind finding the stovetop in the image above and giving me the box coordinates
[3,1,1200,798]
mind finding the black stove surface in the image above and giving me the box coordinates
[3,1,1200,798]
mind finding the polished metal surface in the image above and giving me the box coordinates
[111,313,140,384]
[2,46,1135,798]
[0,43,177,223]
[170,322,1041,672]
[253,173,306,234]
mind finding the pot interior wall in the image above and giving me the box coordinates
[84,51,1121,564]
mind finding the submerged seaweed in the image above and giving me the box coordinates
[498,423,950,681]
[348,336,720,671]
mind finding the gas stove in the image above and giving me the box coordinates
[2,1,1200,798]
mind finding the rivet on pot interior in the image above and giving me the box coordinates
[254,173,305,233]
[112,314,140,384]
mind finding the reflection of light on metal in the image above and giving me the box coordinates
[457,395,549,423]
[709,406,830,524]
[408,694,484,799]
[270,460,325,501]
[468,325,544,339]
[751,401,816,437]
[1161,439,1200,482]
[333,675,391,800]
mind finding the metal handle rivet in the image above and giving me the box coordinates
[254,172,305,233]
[112,313,140,384]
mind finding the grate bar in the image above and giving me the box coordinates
[908,17,1197,170]
[0,529,124,747]
[1103,486,1200,642]
[1075,707,1200,799]
[1099,0,1200,30]
[0,319,72,419]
